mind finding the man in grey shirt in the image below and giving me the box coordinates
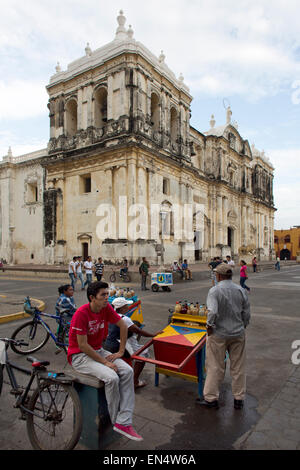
[197,263,250,410]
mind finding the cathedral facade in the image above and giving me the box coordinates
[0,11,275,266]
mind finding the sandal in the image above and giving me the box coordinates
[134,380,147,389]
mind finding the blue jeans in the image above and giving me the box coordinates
[69,273,77,290]
[77,272,85,288]
[240,277,250,292]
[141,273,147,290]
[84,273,93,287]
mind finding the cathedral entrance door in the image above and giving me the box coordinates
[82,242,89,260]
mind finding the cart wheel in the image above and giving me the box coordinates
[151,284,159,292]
[167,287,171,292]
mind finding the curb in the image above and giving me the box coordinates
[0,297,46,325]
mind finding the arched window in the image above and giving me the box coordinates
[151,93,160,132]
[94,87,107,128]
[170,107,178,142]
[284,235,291,243]
[160,201,173,239]
[65,99,77,137]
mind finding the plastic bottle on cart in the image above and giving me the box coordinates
[195,302,200,315]
[175,301,182,313]
[181,300,188,314]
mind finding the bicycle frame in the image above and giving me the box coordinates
[30,309,70,347]
[1,342,72,420]
[1,345,44,418]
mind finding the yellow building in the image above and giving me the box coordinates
[274,226,300,260]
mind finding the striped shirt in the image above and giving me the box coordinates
[206,280,250,338]
[55,294,77,318]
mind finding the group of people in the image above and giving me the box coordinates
[68,256,105,290]
[171,260,193,280]
[59,251,255,440]
[208,255,252,293]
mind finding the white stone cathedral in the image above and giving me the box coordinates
[0,11,275,266]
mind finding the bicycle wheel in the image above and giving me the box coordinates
[109,273,116,282]
[26,381,82,450]
[11,320,50,355]
[123,273,131,282]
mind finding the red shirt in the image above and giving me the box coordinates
[67,303,121,364]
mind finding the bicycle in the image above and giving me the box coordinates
[10,296,71,356]
[109,267,131,283]
[0,338,82,450]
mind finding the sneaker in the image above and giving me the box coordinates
[113,423,143,441]
[196,398,219,409]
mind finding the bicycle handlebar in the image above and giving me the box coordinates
[0,338,29,347]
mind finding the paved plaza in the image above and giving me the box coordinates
[0,262,299,451]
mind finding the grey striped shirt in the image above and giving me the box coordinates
[206,279,251,338]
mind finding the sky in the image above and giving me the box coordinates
[0,0,299,230]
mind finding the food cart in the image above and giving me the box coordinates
[151,272,173,292]
[132,309,207,397]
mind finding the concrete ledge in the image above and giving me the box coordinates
[0,297,45,324]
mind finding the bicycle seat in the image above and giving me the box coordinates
[27,356,50,368]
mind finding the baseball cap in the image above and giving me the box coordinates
[213,263,233,275]
[112,297,133,309]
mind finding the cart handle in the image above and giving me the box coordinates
[131,335,206,371]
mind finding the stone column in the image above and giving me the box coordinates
[77,87,83,131]
[242,205,247,246]
[136,165,148,239]
[217,195,223,245]
[115,165,127,240]
[223,197,228,245]
[86,84,93,128]
[107,74,113,122]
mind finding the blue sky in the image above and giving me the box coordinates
[0,0,300,230]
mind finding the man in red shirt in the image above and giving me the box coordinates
[68,281,143,441]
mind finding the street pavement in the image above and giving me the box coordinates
[0,262,299,452]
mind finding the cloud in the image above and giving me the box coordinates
[1,0,300,102]
[0,129,47,160]
[0,80,48,120]
[267,148,300,229]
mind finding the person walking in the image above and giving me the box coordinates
[226,255,235,268]
[84,256,94,288]
[275,257,280,271]
[68,256,78,290]
[67,281,143,441]
[95,257,105,281]
[139,257,149,291]
[252,256,257,273]
[76,256,85,290]
[240,260,250,293]
[197,263,250,410]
